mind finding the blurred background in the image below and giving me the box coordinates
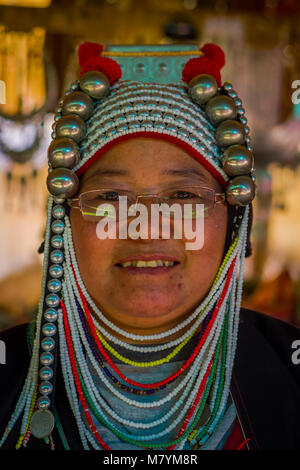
[0,0,300,330]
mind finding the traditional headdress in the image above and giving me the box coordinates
[0,43,256,450]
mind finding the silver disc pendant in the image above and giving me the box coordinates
[30,409,55,439]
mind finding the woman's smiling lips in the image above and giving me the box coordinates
[114,253,181,275]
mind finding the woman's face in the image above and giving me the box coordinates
[70,137,227,335]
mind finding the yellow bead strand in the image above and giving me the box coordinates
[96,328,196,368]
[15,383,38,449]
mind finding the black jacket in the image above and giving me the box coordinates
[0,308,300,450]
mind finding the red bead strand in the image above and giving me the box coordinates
[61,299,110,450]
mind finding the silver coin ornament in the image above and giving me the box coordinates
[225,175,255,206]
[188,74,218,106]
[222,145,254,176]
[30,409,55,439]
[62,91,94,120]
[205,95,237,126]
[47,168,79,197]
[55,115,86,143]
[79,70,110,99]
[48,138,80,169]
[215,120,245,148]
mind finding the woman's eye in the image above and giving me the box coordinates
[170,191,196,199]
[100,191,120,201]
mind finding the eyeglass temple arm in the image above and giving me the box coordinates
[67,198,80,209]
[215,193,226,204]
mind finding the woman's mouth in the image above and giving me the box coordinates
[115,256,180,274]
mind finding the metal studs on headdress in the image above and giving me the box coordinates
[47,75,109,200]
[188,77,255,206]
[79,70,110,99]
[188,74,218,106]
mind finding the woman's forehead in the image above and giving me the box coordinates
[80,137,221,188]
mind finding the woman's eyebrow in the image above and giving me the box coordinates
[83,168,130,182]
[161,167,209,182]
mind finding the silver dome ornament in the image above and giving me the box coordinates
[44,306,59,320]
[188,74,218,106]
[39,366,53,381]
[62,91,94,120]
[47,168,79,198]
[49,264,63,278]
[37,396,51,410]
[54,115,86,143]
[215,120,246,148]
[51,234,63,249]
[47,278,62,294]
[223,81,233,91]
[45,293,60,308]
[222,145,254,176]
[40,352,54,366]
[48,138,80,169]
[205,95,237,126]
[50,250,64,264]
[42,323,57,336]
[41,337,55,352]
[239,116,247,126]
[227,90,237,99]
[71,80,79,91]
[51,220,65,234]
[39,381,53,396]
[225,175,256,206]
[79,70,110,99]
[52,205,65,219]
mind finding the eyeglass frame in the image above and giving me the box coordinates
[67,186,226,220]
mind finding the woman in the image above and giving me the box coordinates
[0,42,299,451]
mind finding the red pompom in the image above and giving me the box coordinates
[200,43,225,70]
[78,41,122,86]
[182,57,221,87]
[182,42,225,87]
[80,56,122,86]
[78,42,104,68]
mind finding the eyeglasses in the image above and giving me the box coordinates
[67,186,226,222]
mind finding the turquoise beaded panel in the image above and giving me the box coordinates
[105,44,200,84]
